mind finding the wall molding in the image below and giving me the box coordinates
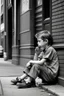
[20,44,34,47]
[20,44,34,49]
[53,44,64,49]
[58,76,64,81]
[12,55,19,57]
[12,45,19,48]
[20,29,30,34]
[58,76,64,86]
[20,46,34,49]
[20,9,31,16]
[12,54,34,59]
[20,55,33,59]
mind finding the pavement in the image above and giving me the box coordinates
[0,58,64,96]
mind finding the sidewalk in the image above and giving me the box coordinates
[0,58,64,96]
[0,58,24,77]
[0,80,3,96]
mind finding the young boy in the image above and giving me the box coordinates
[11,30,59,88]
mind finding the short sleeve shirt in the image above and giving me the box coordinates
[34,46,59,78]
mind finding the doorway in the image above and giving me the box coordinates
[8,8,12,59]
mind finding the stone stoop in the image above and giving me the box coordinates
[41,84,64,96]
[0,80,4,96]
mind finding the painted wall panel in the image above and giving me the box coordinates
[20,31,31,45]
[20,12,30,32]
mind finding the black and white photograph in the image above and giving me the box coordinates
[0,0,64,96]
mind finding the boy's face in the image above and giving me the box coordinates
[37,38,47,48]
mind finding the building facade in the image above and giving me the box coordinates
[0,0,1,44]
[4,0,64,86]
[0,0,4,47]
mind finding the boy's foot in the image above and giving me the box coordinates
[11,77,22,85]
[17,80,35,88]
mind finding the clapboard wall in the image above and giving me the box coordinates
[52,0,64,86]
[35,4,43,33]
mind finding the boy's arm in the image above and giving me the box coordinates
[30,58,46,65]
[33,53,38,60]
[33,46,40,60]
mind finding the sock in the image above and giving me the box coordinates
[24,77,31,83]
[19,74,27,80]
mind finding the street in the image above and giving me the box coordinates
[0,58,56,96]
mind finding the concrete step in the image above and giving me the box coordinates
[0,80,4,96]
[42,84,64,96]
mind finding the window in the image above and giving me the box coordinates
[43,0,51,31]
[36,0,42,6]
[22,0,29,14]
[1,0,3,5]
[1,15,3,24]
[43,0,50,20]
[8,0,11,6]
[1,5,3,14]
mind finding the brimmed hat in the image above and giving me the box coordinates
[35,30,50,39]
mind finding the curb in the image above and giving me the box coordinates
[0,80,4,96]
[41,86,59,96]
[37,84,59,96]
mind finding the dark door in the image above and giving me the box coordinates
[8,8,12,59]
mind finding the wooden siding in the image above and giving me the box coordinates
[57,50,64,77]
[35,5,43,33]
[52,0,64,44]
[52,0,64,85]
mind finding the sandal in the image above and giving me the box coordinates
[17,80,35,88]
[11,77,23,85]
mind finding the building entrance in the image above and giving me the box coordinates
[8,8,12,59]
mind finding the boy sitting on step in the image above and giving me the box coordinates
[11,30,59,88]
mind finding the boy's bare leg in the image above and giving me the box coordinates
[19,73,27,80]
[11,73,27,84]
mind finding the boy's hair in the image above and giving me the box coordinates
[35,30,53,45]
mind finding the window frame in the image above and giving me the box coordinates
[42,0,52,33]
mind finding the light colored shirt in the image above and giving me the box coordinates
[34,46,59,78]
